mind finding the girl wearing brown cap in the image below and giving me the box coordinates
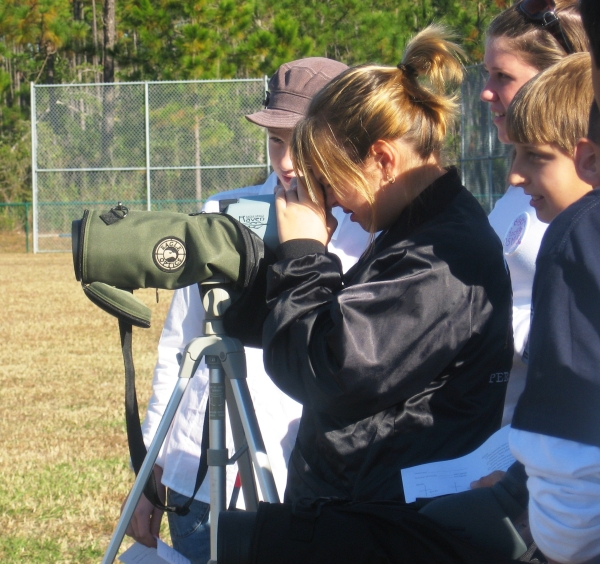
[263,25,513,505]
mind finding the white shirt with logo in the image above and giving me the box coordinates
[488,185,548,425]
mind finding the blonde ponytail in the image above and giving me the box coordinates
[401,24,466,95]
[292,24,466,232]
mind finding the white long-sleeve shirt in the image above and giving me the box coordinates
[510,428,600,564]
[488,185,547,426]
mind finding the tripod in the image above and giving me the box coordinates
[102,277,280,564]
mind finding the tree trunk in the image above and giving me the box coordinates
[73,0,82,73]
[92,0,100,82]
[103,0,116,83]
[102,0,116,165]
[7,45,14,107]
[47,50,61,134]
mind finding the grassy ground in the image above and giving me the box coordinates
[0,230,31,253]
[0,238,173,562]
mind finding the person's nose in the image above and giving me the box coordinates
[281,147,294,173]
[480,80,497,103]
[324,185,338,209]
[508,159,527,189]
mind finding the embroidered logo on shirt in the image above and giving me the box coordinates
[238,214,267,230]
[503,213,529,255]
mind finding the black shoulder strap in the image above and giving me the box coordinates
[120,318,209,516]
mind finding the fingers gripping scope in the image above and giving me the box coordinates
[72,197,277,328]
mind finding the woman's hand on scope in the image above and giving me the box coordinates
[275,177,337,246]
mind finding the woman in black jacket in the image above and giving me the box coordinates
[263,25,514,504]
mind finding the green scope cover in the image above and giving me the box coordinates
[75,208,247,290]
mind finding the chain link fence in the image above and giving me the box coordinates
[460,64,512,212]
[31,78,269,252]
[31,65,510,252]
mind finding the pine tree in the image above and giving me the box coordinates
[0,0,508,204]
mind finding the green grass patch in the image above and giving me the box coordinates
[0,535,105,563]
[0,455,131,516]
[0,456,133,560]
[0,536,63,563]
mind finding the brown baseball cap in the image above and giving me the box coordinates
[245,57,348,129]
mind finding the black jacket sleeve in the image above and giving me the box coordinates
[263,240,478,420]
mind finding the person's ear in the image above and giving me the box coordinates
[369,140,396,184]
[574,137,600,188]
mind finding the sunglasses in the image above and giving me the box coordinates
[517,0,575,55]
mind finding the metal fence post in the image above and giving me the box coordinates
[30,82,38,253]
[264,74,271,178]
[487,80,494,213]
[145,82,152,211]
[25,202,30,253]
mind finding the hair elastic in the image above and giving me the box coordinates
[397,63,418,78]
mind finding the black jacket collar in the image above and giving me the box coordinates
[375,167,463,251]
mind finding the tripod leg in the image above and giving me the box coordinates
[206,361,227,564]
[102,376,191,564]
[102,334,219,563]
[226,378,259,511]
[228,378,279,503]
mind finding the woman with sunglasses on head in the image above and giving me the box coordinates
[473,3,596,562]
[262,25,513,507]
[480,0,588,426]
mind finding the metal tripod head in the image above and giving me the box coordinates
[199,275,237,337]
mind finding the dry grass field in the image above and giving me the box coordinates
[0,230,31,254]
[0,241,174,562]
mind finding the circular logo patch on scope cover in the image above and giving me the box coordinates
[153,237,187,272]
